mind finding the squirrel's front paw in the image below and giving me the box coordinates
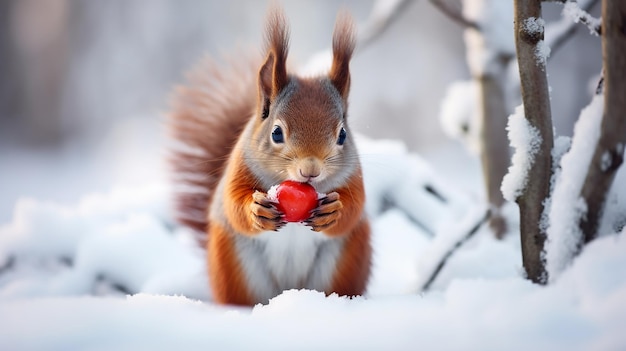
[305,192,343,232]
[251,191,286,232]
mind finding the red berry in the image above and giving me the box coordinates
[275,180,318,222]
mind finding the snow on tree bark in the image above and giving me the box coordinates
[546,94,603,281]
[513,0,554,284]
[578,0,626,246]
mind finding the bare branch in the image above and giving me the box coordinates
[478,73,511,238]
[358,0,417,51]
[595,72,604,95]
[420,209,490,292]
[429,0,479,30]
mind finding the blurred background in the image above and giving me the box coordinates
[0,0,601,223]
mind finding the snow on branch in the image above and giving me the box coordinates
[524,17,551,68]
[561,0,601,36]
[501,105,543,202]
[544,0,600,57]
[546,94,604,281]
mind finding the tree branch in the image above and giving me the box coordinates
[545,0,601,58]
[358,0,418,51]
[513,0,554,284]
[419,209,490,292]
[565,0,602,36]
[577,0,626,244]
[429,0,479,30]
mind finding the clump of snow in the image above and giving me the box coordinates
[535,40,551,67]
[539,136,573,233]
[266,184,279,202]
[522,18,550,68]
[523,17,545,35]
[562,1,601,36]
[546,94,605,281]
[501,104,543,202]
[439,80,481,154]
[462,0,515,76]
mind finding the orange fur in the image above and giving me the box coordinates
[329,219,372,296]
[169,6,371,306]
[208,222,255,305]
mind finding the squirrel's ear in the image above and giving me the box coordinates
[259,7,289,104]
[329,11,356,101]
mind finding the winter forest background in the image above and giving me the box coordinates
[2,0,625,350]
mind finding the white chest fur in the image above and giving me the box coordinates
[233,223,344,304]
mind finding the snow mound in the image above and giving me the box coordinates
[0,136,625,349]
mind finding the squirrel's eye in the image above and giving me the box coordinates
[271,125,284,144]
[337,127,347,146]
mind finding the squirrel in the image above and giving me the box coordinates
[168,6,371,306]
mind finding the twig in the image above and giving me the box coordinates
[595,71,604,95]
[429,0,479,30]
[357,0,417,52]
[562,0,601,35]
[419,209,491,292]
[545,0,601,58]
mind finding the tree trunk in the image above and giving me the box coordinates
[513,0,553,284]
[478,69,510,238]
[577,0,626,243]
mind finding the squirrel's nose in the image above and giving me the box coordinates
[297,157,322,182]
[299,169,320,180]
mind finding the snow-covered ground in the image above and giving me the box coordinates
[1,136,625,350]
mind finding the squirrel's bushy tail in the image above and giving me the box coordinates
[167,52,259,242]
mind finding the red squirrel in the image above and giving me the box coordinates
[168,6,371,306]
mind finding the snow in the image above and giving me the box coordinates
[535,40,551,68]
[601,151,612,172]
[544,0,600,50]
[501,104,543,202]
[1,134,625,349]
[439,80,480,154]
[522,17,550,68]
[462,0,515,76]
[523,17,545,35]
[562,1,601,36]
[546,94,604,282]
[1,225,626,350]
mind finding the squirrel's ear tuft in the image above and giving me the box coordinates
[329,11,355,101]
[259,5,290,103]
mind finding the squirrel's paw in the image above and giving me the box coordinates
[305,192,343,232]
[251,191,286,232]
